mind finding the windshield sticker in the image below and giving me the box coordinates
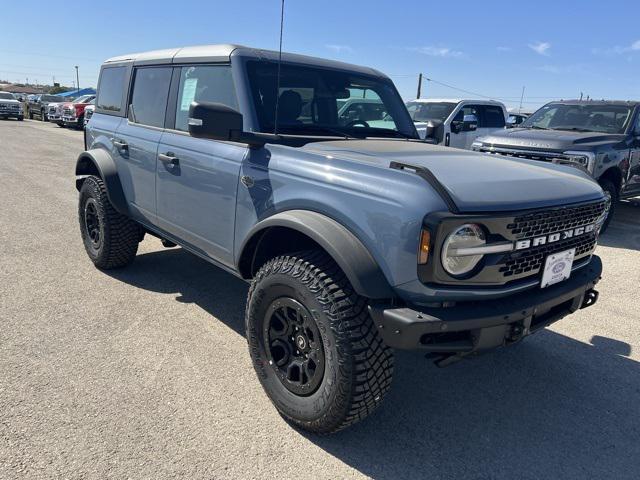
[180,78,198,111]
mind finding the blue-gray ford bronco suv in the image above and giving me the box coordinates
[77,45,607,433]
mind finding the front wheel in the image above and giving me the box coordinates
[246,251,394,434]
[78,176,142,269]
[598,179,617,233]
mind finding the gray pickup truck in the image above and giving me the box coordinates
[472,100,640,231]
[77,45,607,433]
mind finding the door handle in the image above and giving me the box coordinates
[112,139,128,149]
[159,152,180,167]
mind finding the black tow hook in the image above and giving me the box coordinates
[581,289,599,309]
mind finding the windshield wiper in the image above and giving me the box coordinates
[526,125,549,130]
[549,127,595,133]
[278,125,359,139]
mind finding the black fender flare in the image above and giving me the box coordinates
[239,210,394,299]
[75,149,129,216]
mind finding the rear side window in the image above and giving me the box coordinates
[481,106,506,128]
[129,67,172,128]
[174,65,237,131]
[97,67,126,113]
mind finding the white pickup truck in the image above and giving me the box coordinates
[406,98,507,149]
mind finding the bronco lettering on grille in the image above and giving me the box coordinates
[514,224,595,251]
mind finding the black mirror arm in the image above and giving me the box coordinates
[230,130,282,149]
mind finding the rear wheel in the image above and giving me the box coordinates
[598,179,617,233]
[246,251,394,434]
[78,176,142,269]
[17,115,24,121]
[28,110,33,119]
[41,109,47,121]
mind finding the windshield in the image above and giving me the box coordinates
[522,103,633,134]
[405,101,457,122]
[0,92,15,100]
[246,61,418,139]
[73,95,93,104]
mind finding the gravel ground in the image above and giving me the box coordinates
[1,119,639,480]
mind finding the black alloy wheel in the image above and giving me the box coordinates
[83,197,102,252]
[263,297,325,396]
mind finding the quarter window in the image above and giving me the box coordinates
[174,65,237,132]
[97,67,126,113]
[129,67,172,128]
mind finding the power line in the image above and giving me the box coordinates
[388,73,575,104]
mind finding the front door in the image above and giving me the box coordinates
[113,66,173,224]
[155,64,245,267]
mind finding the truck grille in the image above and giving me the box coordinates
[507,200,607,239]
[479,147,569,163]
[63,106,73,116]
[499,234,597,277]
[498,199,606,279]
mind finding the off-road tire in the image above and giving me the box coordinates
[17,115,23,121]
[41,109,47,122]
[598,179,617,234]
[28,110,33,119]
[246,250,394,434]
[78,175,141,269]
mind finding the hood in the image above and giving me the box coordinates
[0,98,20,105]
[301,139,604,212]
[476,127,626,151]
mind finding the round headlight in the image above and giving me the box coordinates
[441,224,486,276]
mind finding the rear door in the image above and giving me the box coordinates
[156,64,246,266]
[470,104,506,149]
[113,66,173,224]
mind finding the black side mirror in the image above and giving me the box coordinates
[461,114,478,132]
[188,102,279,149]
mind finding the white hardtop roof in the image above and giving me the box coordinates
[102,44,387,78]
[104,44,244,65]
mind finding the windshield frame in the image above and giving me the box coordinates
[243,60,419,140]
[521,102,634,134]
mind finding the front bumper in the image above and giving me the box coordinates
[62,115,79,124]
[369,255,602,355]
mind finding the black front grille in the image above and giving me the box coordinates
[507,200,606,239]
[499,234,597,277]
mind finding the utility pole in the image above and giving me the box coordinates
[416,73,423,99]
[518,86,525,113]
[75,66,80,94]
[580,92,583,101]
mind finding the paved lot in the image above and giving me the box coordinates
[1,119,639,479]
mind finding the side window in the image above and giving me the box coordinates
[454,105,478,122]
[480,106,506,128]
[96,67,126,113]
[635,111,640,134]
[129,67,172,128]
[174,65,237,132]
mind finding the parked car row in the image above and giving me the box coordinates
[48,95,95,129]
[21,93,95,129]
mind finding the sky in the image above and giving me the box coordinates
[1,0,639,111]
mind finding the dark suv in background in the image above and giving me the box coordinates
[472,100,640,230]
